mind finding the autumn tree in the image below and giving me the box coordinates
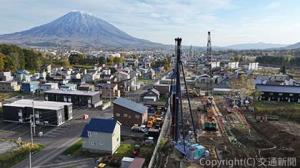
[0,53,5,71]
[230,74,255,97]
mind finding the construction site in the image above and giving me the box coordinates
[151,33,299,168]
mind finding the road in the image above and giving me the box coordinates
[11,108,113,168]
[40,158,95,168]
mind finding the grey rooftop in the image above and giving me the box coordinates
[44,89,99,96]
[3,99,72,110]
[113,97,148,114]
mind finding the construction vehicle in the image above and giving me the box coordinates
[97,163,106,168]
[132,144,141,156]
[203,97,217,131]
[147,116,157,128]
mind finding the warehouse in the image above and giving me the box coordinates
[44,90,102,107]
[2,99,72,126]
[113,97,148,127]
[256,84,300,103]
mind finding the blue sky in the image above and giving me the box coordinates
[0,0,300,46]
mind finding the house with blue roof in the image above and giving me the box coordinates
[81,118,121,154]
[113,97,148,127]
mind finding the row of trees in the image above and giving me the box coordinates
[68,53,124,66]
[152,56,172,71]
[0,44,45,72]
[255,55,300,66]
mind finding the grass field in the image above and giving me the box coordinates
[114,144,134,157]
[63,139,83,156]
[254,101,300,123]
[0,92,19,102]
[0,143,43,168]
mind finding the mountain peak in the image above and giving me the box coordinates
[67,10,94,17]
[0,11,160,48]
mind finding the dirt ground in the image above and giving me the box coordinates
[253,120,300,157]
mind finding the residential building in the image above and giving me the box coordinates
[60,83,77,91]
[21,81,40,93]
[78,84,95,91]
[0,81,20,92]
[83,72,100,82]
[124,58,138,67]
[113,97,148,127]
[256,84,300,103]
[44,90,102,107]
[3,99,72,126]
[40,83,59,92]
[153,82,170,96]
[141,88,160,102]
[0,72,13,81]
[81,118,121,154]
[41,64,52,74]
[116,71,130,81]
[140,68,155,80]
[97,83,120,99]
[16,69,31,82]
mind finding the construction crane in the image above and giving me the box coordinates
[206,31,214,96]
[169,38,208,160]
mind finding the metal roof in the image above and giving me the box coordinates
[81,118,119,137]
[3,99,72,110]
[113,97,148,114]
[256,84,300,94]
[129,157,145,168]
[44,89,99,96]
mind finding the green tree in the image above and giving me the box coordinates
[0,53,5,71]
[5,53,18,71]
[230,74,255,97]
[112,56,124,64]
[61,58,70,67]
[69,53,86,65]
[99,56,106,65]
[107,57,113,66]
[163,56,172,71]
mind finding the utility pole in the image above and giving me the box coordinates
[32,101,36,135]
[29,113,33,168]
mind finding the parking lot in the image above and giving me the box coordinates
[0,105,114,144]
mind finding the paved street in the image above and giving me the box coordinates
[0,107,113,168]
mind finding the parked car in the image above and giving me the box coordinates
[131,124,147,133]
[144,137,154,145]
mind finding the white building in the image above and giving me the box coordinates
[40,83,59,91]
[0,72,13,81]
[0,81,20,92]
[228,62,239,69]
[81,118,121,154]
[248,62,259,71]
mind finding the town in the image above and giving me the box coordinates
[0,1,300,168]
[0,32,299,167]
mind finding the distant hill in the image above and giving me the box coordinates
[225,42,286,50]
[0,11,162,48]
[285,42,300,49]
